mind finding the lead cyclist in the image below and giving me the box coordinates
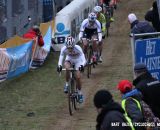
[57,36,86,103]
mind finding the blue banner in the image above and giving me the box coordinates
[135,38,160,79]
[43,26,52,51]
[6,41,33,79]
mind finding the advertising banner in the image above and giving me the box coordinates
[0,48,11,82]
[6,41,33,79]
[135,38,160,79]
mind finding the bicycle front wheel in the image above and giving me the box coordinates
[87,48,92,78]
[68,78,76,115]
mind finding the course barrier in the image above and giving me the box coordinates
[0,23,52,82]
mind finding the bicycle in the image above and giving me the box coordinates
[82,38,98,78]
[60,64,78,115]
[103,5,113,37]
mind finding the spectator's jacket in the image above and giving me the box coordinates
[145,8,160,32]
[23,29,44,47]
[122,90,146,130]
[133,72,160,118]
[131,20,156,34]
[96,100,131,130]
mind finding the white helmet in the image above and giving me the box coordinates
[88,12,97,22]
[65,36,75,48]
[94,6,102,13]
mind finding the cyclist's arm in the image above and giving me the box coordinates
[96,20,103,41]
[79,31,83,41]
[79,19,87,40]
[58,46,66,66]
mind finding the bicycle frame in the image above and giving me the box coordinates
[82,38,98,78]
[61,66,78,115]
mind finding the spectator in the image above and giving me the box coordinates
[145,1,160,32]
[23,25,44,47]
[117,80,146,130]
[133,63,160,118]
[117,79,160,130]
[93,89,132,130]
[128,13,156,39]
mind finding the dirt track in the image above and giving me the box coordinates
[47,0,154,130]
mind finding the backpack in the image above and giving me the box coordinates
[140,100,160,124]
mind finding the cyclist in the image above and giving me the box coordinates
[101,0,115,22]
[93,6,106,62]
[79,12,102,63]
[57,36,86,103]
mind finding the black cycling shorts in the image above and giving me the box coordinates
[83,28,98,39]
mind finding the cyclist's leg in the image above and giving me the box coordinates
[109,6,114,22]
[82,39,88,58]
[98,40,103,62]
[75,70,82,91]
[92,34,99,62]
[75,59,83,103]
[64,57,71,93]
[82,33,88,58]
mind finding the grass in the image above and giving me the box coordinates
[0,50,66,130]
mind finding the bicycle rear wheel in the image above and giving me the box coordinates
[71,78,77,110]
[68,79,76,115]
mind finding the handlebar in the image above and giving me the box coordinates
[62,68,75,71]
[59,68,76,77]
[81,38,98,42]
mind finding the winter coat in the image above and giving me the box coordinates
[145,6,160,32]
[23,29,44,47]
[130,20,156,37]
[122,90,146,130]
[133,72,160,118]
[96,100,131,130]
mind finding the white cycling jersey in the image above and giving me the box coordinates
[79,19,102,41]
[58,45,86,70]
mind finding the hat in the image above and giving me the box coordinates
[117,80,133,94]
[32,25,40,33]
[128,13,137,24]
[134,63,147,73]
[93,89,112,108]
[153,1,157,10]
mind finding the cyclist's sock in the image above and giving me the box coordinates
[93,52,97,56]
[66,82,69,86]
[77,89,82,95]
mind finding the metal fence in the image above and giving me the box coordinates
[0,0,42,44]
[0,0,74,44]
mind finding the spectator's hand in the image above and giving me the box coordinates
[57,65,62,73]
[79,65,84,72]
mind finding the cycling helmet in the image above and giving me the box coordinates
[88,12,97,22]
[94,6,102,13]
[65,36,75,48]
